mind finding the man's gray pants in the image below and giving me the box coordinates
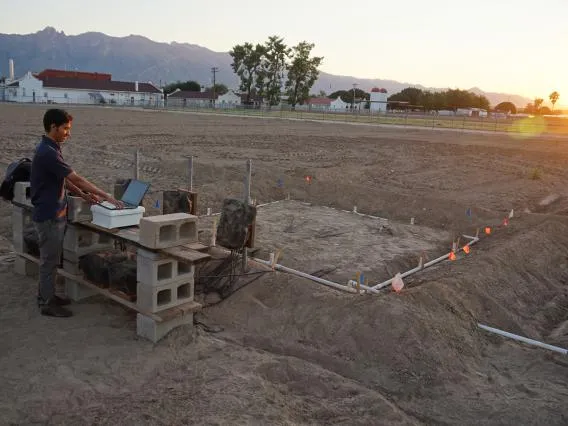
[34,219,66,302]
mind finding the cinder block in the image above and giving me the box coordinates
[14,256,39,277]
[136,248,195,287]
[138,213,198,249]
[63,259,82,275]
[136,312,194,343]
[65,278,97,301]
[12,206,32,237]
[136,278,194,313]
[67,196,92,223]
[63,224,114,255]
[13,182,32,207]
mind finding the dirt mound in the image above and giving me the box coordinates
[204,214,568,424]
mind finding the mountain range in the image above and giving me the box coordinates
[0,27,531,107]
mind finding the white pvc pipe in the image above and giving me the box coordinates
[253,258,358,294]
[478,323,568,355]
[371,236,479,290]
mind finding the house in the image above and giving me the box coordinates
[297,97,332,111]
[4,69,163,107]
[166,90,215,108]
[330,96,350,111]
[167,89,242,108]
[456,107,488,118]
[370,87,388,113]
[216,90,242,108]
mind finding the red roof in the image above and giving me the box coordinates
[306,97,331,105]
[371,87,388,93]
[37,69,112,81]
[41,77,161,93]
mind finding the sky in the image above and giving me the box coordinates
[0,0,566,106]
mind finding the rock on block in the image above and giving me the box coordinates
[136,279,194,313]
[13,182,32,208]
[138,213,198,249]
[136,312,194,343]
[67,196,92,223]
[137,248,195,287]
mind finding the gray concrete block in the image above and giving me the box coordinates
[136,248,195,287]
[13,182,32,207]
[12,206,32,236]
[136,312,194,343]
[136,278,194,313]
[63,224,114,254]
[63,259,82,275]
[65,278,97,301]
[138,213,198,249]
[14,256,39,277]
[67,196,92,223]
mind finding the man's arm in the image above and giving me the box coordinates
[65,178,100,204]
[66,172,123,207]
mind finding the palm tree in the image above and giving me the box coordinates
[549,91,560,112]
[534,98,544,114]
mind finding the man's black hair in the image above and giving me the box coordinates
[43,109,73,133]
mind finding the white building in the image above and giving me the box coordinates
[330,96,350,111]
[167,89,242,108]
[456,107,488,118]
[370,87,388,113]
[4,69,163,107]
[216,90,242,108]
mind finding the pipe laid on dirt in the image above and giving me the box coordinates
[253,258,358,294]
[371,236,480,291]
[478,323,568,355]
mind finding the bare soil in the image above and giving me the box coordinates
[1,104,568,425]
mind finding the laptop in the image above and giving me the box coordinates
[98,179,151,210]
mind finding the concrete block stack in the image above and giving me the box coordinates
[62,223,114,301]
[12,182,38,277]
[136,213,199,342]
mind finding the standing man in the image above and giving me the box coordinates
[31,109,123,317]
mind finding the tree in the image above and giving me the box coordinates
[534,98,544,114]
[206,84,229,96]
[540,106,552,115]
[549,91,560,112]
[229,42,266,104]
[257,36,290,106]
[494,101,517,114]
[330,89,368,105]
[387,87,489,112]
[388,87,424,106]
[163,80,201,94]
[285,41,323,108]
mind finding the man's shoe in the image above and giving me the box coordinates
[53,295,71,306]
[37,295,71,306]
[41,303,73,318]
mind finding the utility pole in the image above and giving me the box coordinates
[211,67,219,109]
[352,83,358,111]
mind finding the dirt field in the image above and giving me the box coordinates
[1,103,568,425]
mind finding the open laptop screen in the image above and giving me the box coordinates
[122,179,150,206]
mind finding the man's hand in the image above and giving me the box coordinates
[102,193,125,209]
[81,192,101,205]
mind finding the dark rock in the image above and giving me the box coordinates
[163,190,191,214]
[216,198,256,250]
[80,250,136,294]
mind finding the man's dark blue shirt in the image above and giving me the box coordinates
[30,136,73,222]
